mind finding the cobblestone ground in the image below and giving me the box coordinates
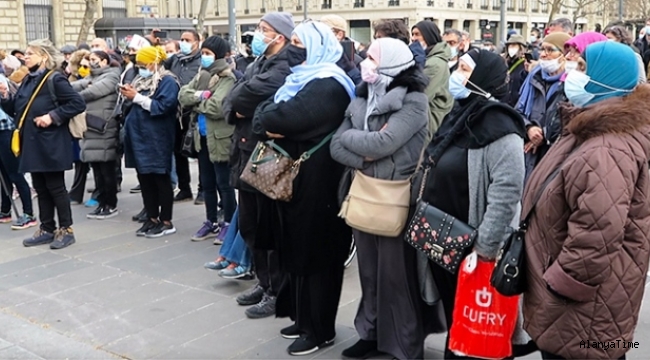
[0,164,648,359]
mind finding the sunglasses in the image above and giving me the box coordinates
[79,65,89,69]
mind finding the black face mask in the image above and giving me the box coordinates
[28,63,41,73]
[129,54,136,63]
[286,45,307,67]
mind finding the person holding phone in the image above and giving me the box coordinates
[502,34,529,107]
[320,15,363,84]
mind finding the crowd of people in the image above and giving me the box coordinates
[0,13,649,360]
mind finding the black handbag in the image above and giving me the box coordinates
[491,145,578,296]
[85,113,108,133]
[404,166,477,274]
[181,121,198,158]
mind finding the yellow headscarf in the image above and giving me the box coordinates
[136,45,167,65]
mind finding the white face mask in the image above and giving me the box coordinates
[564,70,632,107]
[538,58,562,74]
[564,60,578,73]
[507,46,519,58]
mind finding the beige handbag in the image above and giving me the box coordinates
[338,170,411,237]
[68,112,87,139]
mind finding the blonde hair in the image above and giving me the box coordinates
[27,38,64,70]
[68,49,91,73]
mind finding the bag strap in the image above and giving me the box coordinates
[16,70,55,131]
[508,58,526,74]
[520,145,579,229]
[296,131,335,162]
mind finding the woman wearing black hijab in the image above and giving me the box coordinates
[411,20,453,136]
[418,49,530,358]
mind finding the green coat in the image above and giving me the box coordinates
[423,42,454,138]
[178,60,236,163]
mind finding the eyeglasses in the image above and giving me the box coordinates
[79,65,89,69]
[540,46,560,54]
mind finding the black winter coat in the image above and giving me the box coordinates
[1,70,85,173]
[164,52,201,86]
[504,56,528,108]
[252,78,353,276]
[223,46,292,190]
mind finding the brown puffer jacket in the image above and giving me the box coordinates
[522,84,650,359]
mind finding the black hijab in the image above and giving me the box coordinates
[427,49,525,164]
[413,21,442,49]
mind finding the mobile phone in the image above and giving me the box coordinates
[340,40,355,62]
[153,30,167,39]
[524,53,533,62]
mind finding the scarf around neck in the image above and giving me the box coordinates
[517,65,563,120]
[132,67,177,97]
[196,58,229,90]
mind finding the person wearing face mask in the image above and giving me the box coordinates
[502,34,529,107]
[442,29,463,72]
[320,15,363,84]
[70,51,121,220]
[330,37,432,360]
[90,38,124,68]
[605,26,647,84]
[411,20,454,137]
[251,20,356,356]
[178,36,237,247]
[0,39,86,250]
[420,49,530,359]
[162,30,202,204]
[221,11,294,320]
[120,45,180,238]
[516,32,571,183]
[523,41,649,360]
[633,19,650,70]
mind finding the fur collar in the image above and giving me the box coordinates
[356,66,429,98]
[563,84,650,142]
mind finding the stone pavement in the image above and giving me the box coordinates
[0,164,648,360]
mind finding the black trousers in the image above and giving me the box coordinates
[173,116,192,193]
[32,171,73,232]
[238,190,283,295]
[137,173,173,222]
[91,161,117,208]
[289,265,345,343]
[541,351,625,360]
[69,161,89,203]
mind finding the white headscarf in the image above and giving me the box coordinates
[364,37,415,130]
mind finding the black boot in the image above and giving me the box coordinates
[342,339,379,359]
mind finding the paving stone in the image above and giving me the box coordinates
[71,316,146,347]
[0,345,46,360]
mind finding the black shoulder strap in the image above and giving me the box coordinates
[520,145,579,229]
[46,73,59,106]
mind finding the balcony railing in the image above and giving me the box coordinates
[244,8,249,13]
[480,5,488,9]
[354,2,365,8]
[427,0,434,5]
[448,1,454,7]
[466,3,473,8]
[296,5,302,10]
[388,0,400,6]
[260,7,266,12]
[321,3,331,9]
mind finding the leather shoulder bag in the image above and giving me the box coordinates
[240,132,334,202]
[404,165,477,274]
[11,70,54,156]
[491,145,579,296]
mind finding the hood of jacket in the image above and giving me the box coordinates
[355,65,429,99]
[562,83,650,153]
[427,41,451,62]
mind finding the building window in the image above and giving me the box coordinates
[518,0,526,11]
[492,0,499,10]
[103,0,127,18]
[354,0,365,8]
[531,0,539,12]
[24,0,53,42]
[507,0,514,10]
[540,0,548,12]
[481,0,488,9]
[388,0,400,6]
[321,0,332,9]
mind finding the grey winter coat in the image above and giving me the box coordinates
[72,66,120,162]
[330,82,428,181]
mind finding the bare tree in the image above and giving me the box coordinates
[624,0,650,20]
[569,0,603,25]
[78,0,99,46]
[196,0,210,32]
[541,0,566,24]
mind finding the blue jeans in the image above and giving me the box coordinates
[219,207,251,268]
[0,130,33,215]
[197,136,236,223]
[170,155,178,189]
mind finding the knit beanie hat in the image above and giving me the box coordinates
[542,32,572,51]
[136,45,167,65]
[201,36,230,58]
[320,15,348,34]
[261,12,295,40]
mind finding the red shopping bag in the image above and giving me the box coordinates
[449,253,519,359]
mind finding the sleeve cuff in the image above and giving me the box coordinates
[48,110,63,126]
[133,93,152,112]
[543,260,598,302]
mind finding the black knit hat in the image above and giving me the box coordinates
[201,36,230,59]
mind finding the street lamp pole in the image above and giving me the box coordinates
[500,0,507,44]
[304,0,308,20]
[228,0,236,50]
[618,0,623,21]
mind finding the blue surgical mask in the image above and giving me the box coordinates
[251,32,276,57]
[449,71,470,99]
[138,68,153,78]
[201,55,215,68]
[564,70,631,107]
[180,41,193,55]
[450,46,458,59]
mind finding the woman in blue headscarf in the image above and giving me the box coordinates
[523,41,650,360]
[252,21,355,356]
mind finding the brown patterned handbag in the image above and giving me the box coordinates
[240,132,334,202]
